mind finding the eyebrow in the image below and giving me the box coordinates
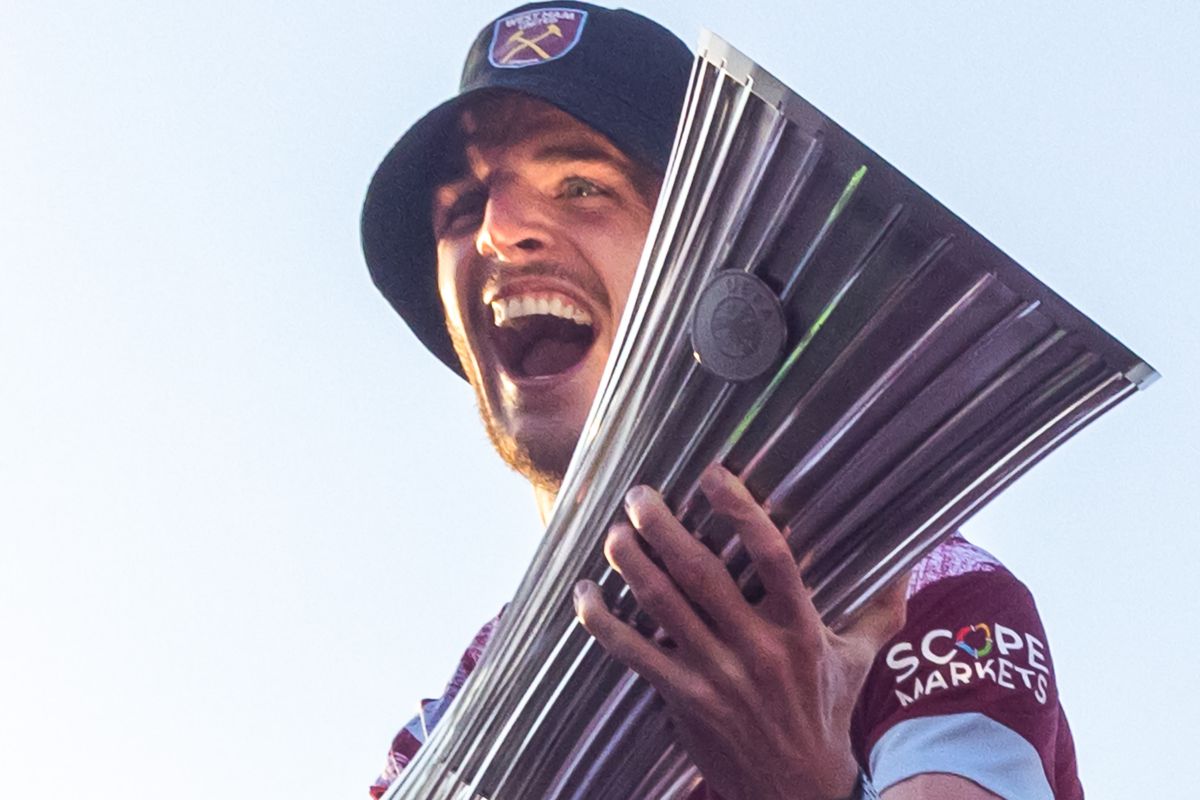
[531,143,624,166]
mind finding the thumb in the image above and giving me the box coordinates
[839,570,909,660]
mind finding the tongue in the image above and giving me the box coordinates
[520,338,588,377]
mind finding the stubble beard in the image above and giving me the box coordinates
[448,329,575,493]
[476,398,573,493]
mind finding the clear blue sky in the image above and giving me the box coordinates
[2,2,1196,798]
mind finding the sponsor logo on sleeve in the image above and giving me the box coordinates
[488,8,588,69]
[885,621,1052,707]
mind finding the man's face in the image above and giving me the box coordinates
[433,94,659,489]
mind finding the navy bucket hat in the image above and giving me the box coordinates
[360,2,692,377]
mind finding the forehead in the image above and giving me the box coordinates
[449,92,632,174]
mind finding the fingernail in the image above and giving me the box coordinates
[573,580,592,607]
[623,485,650,518]
[699,463,725,493]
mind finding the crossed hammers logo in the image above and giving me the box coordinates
[500,23,563,63]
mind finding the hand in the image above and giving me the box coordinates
[573,464,907,800]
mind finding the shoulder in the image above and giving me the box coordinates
[368,612,504,798]
[904,532,1004,599]
[870,539,1058,743]
[852,534,1082,800]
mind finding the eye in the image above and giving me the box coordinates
[560,177,607,199]
[438,189,486,235]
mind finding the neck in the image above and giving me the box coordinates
[534,483,558,526]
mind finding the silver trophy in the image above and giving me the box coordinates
[383,32,1156,800]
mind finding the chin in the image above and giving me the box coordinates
[490,381,605,489]
[483,414,580,492]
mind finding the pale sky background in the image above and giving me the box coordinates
[2,2,1196,798]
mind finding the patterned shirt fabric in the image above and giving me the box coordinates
[368,616,500,800]
[370,534,1081,799]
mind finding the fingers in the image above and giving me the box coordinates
[602,522,725,659]
[697,464,813,626]
[572,578,678,689]
[621,485,757,636]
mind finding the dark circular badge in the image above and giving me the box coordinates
[691,271,787,382]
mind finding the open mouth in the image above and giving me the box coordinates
[490,292,597,379]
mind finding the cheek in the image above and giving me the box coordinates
[436,242,473,339]
[435,241,496,395]
[594,209,653,320]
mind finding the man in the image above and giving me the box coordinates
[361,3,1082,798]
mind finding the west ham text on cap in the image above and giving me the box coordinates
[488,8,588,69]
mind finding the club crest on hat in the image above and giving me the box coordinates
[488,8,588,69]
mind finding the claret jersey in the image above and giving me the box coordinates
[851,535,1082,798]
[370,535,1082,799]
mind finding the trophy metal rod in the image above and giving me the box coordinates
[486,67,761,798]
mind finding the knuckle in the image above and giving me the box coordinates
[679,676,720,710]
[673,550,714,588]
[759,548,796,576]
[779,616,822,653]
[712,652,748,692]
[756,635,790,667]
[737,495,769,523]
[635,578,672,613]
[748,639,791,684]
[714,488,756,522]
[705,476,736,506]
[639,504,678,539]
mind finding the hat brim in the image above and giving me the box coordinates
[362,94,473,377]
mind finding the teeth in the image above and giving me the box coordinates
[491,294,594,328]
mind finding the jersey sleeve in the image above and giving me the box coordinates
[850,569,1076,799]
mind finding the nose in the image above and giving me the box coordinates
[475,181,550,263]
